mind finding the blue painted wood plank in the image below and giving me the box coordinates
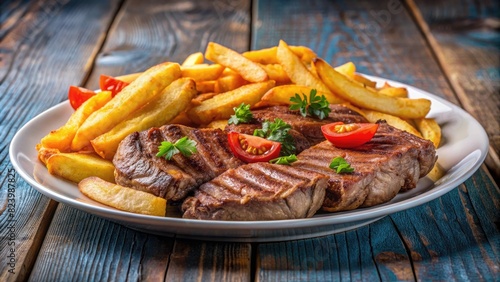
[0,0,122,280]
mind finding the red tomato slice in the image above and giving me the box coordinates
[321,122,379,148]
[68,86,95,110]
[99,75,129,97]
[227,132,281,163]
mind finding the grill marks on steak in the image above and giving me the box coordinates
[113,125,244,201]
[182,162,328,220]
[292,121,437,212]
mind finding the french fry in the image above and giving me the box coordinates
[205,42,268,83]
[205,120,229,130]
[426,163,446,182]
[314,58,431,119]
[47,153,115,183]
[116,72,142,83]
[259,64,291,85]
[187,80,275,125]
[378,82,408,98]
[414,118,441,148]
[334,62,356,78]
[72,63,181,151]
[40,90,113,152]
[378,87,408,98]
[79,177,166,216]
[92,78,197,160]
[242,45,317,65]
[196,80,216,93]
[192,92,218,105]
[261,85,345,105]
[181,64,225,82]
[352,73,377,88]
[37,146,60,165]
[363,110,422,137]
[181,52,204,66]
[276,40,333,94]
[170,111,195,126]
[214,74,247,93]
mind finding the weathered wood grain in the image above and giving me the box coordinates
[166,239,251,282]
[0,0,121,281]
[252,0,499,280]
[408,0,500,182]
[85,0,251,89]
[28,0,253,281]
[28,205,175,281]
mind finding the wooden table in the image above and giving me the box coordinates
[2,0,499,281]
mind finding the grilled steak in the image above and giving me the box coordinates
[113,124,244,201]
[292,121,437,212]
[226,104,367,153]
[182,162,328,220]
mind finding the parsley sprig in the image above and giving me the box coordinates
[289,89,331,120]
[156,137,198,160]
[228,103,253,125]
[329,156,354,173]
[254,118,296,156]
[269,154,298,165]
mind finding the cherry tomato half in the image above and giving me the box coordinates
[321,122,379,148]
[227,132,281,163]
[68,86,96,110]
[99,75,129,97]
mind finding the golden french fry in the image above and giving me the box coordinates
[261,85,345,105]
[242,45,317,65]
[192,92,218,105]
[378,87,409,98]
[79,177,166,216]
[363,110,422,137]
[205,119,229,130]
[92,78,197,160]
[414,118,441,148]
[181,52,204,66]
[116,72,142,83]
[72,63,181,151]
[47,153,115,183]
[426,163,446,182]
[37,146,60,165]
[214,75,247,93]
[259,64,291,85]
[181,64,225,82]
[352,73,377,88]
[40,91,113,152]
[170,111,195,126]
[187,80,275,125]
[205,42,268,83]
[334,62,356,78]
[314,58,431,119]
[276,40,333,94]
[196,80,216,93]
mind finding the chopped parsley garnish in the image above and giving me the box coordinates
[156,136,197,160]
[269,154,298,165]
[289,89,331,120]
[254,118,296,156]
[329,156,354,173]
[228,103,253,125]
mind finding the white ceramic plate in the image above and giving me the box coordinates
[10,76,489,242]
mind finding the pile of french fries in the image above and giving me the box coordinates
[37,40,442,216]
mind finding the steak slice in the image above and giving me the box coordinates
[113,125,244,201]
[182,162,328,220]
[292,121,437,212]
[226,104,368,153]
